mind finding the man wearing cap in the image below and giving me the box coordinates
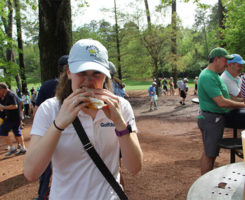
[148,82,158,111]
[221,54,245,102]
[198,47,245,175]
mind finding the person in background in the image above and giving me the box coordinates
[197,47,245,175]
[178,78,188,105]
[18,94,24,129]
[30,87,35,96]
[169,77,175,96]
[0,82,27,156]
[22,91,31,118]
[30,90,38,115]
[241,75,245,103]
[24,38,143,200]
[220,54,245,102]
[122,83,129,98]
[109,61,126,98]
[32,55,68,200]
[148,82,158,111]
[162,78,168,95]
[16,88,21,98]
[194,76,198,95]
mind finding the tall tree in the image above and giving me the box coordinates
[171,0,177,87]
[2,0,14,87]
[218,0,225,46]
[113,0,122,80]
[143,26,166,94]
[193,7,209,58]
[39,0,72,82]
[14,0,27,91]
[1,0,21,89]
[144,0,152,31]
[143,0,164,90]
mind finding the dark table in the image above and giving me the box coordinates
[220,108,245,163]
[192,99,245,163]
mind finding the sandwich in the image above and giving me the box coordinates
[87,97,105,110]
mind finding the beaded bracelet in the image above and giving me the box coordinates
[53,120,64,131]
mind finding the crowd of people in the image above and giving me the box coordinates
[146,47,245,176]
[147,76,195,110]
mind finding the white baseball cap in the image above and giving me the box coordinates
[68,39,111,78]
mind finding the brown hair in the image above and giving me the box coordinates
[56,72,113,104]
[0,82,8,89]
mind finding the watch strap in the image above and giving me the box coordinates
[115,124,132,137]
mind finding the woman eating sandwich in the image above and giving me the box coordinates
[24,38,143,200]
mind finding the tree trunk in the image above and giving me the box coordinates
[171,0,178,88]
[39,0,72,82]
[113,0,122,80]
[15,73,22,94]
[3,0,14,88]
[153,58,160,95]
[144,0,151,31]
[14,0,27,92]
[203,22,209,58]
[218,0,225,46]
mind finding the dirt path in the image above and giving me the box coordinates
[0,90,241,200]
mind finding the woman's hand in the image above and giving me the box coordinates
[93,89,127,129]
[54,88,92,129]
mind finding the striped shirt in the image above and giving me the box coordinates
[241,75,245,100]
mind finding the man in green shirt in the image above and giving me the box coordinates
[198,47,245,175]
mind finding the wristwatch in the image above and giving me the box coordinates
[115,124,132,137]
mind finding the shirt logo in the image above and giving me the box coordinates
[100,122,115,127]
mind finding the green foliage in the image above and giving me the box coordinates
[2,0,245,88]
[24,44,40,77]
[223,0,245,56]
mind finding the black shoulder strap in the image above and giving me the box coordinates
[72,117,129,200]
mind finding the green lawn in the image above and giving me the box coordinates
[124,80,194,91]
[10,79,195,93]
[124,80,153,90]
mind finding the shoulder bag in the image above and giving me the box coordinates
[72,117,129,200]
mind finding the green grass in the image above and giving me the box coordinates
[124,80,153,90]
[124,80,194,91]
[10,79,195,93]
[11,83,41,94]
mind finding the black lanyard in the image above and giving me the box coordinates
[72,117,129,200]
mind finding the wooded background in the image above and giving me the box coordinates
[0,0,244,91]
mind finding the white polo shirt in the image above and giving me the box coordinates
[31,97,137,200]
[220,70,242,97]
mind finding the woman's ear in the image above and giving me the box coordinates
[67,68,71,79]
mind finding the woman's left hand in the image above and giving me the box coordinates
[94,89,143,175]
[93,89,126,128]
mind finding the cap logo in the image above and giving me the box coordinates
[86,45,99,57]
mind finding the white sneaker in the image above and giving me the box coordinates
[5,145,10,151]
[15,148,27,156]
[5,147,17,157]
